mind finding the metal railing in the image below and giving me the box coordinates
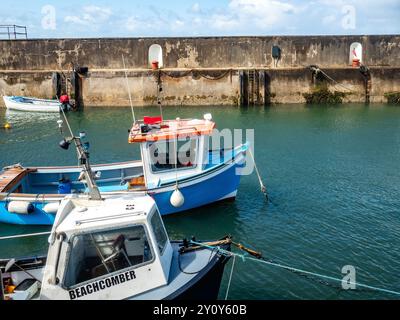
[0,25,28,40]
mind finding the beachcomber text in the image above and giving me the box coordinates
[68,270,136,300]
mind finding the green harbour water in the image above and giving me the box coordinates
[0,103,400,299]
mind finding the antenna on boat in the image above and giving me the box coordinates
[57,108,102,200]
[122,54,136,124]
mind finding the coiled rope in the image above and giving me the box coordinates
[190,240,400,298]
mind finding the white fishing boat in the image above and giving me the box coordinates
[2,96,70,113]
[0,193,232,300]
[0,113,250,225]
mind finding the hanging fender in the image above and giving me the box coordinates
[43,202,60,214]
[6,201,35,214]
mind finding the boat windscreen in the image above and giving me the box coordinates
[62,225,153,288]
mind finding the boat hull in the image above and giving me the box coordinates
[0,242,231,300]
[0,147,247,225]
[151,160,243,215]
[164,244,231,300]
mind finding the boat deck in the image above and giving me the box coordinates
[0,167,35,193]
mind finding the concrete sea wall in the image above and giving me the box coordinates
[0,35,399,106]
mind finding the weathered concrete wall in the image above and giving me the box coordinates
[0,71,53,99]
[0,35,399,106]
[83,69,238,107]
[1,35,399,70]
[1,67,399,107]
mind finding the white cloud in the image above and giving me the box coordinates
[322,14,337,25]
[64,6,112,27]
[206,0,299,32]
[125,16,140,32]
[57,0,400,37]
[211,14,240,30]
[192,3,201,13]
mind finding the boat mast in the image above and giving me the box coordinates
[73,136,102,200]
[57,114,102,201]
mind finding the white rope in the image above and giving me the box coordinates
[191,240,400,297]
[60,106,74,137]
[122,54,136,124]
[316,68,356,93]
[248,148,268,197]
[225,254,236,300]
[0,231,51,241]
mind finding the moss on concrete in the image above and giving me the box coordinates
[384,92,400,104]
[303,85,346,104]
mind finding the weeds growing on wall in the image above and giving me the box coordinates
[303,85,346,104]
[384,92,400,104]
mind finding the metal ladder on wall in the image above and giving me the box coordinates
[240,69,265,106]
[247,70,260,105]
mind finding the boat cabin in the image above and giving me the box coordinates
[128,114,215,189]
[0,114,216,199]
[39,195,173,300]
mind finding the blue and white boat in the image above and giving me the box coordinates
[0,114,248,225]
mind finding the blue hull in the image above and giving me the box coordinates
[0,160,244,225]
[0,202,56,225]
[152,162,242,215]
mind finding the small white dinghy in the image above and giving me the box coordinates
[2,96,68,113]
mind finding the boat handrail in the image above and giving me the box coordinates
[75,211,147,226]
[0,231,51,241]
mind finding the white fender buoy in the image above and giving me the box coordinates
[7,201,34,214]
[170,188,184,208]
[43,202,60,214]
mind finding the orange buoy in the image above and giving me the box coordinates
[3,123,12,129]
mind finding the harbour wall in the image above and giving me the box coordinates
[0,35,399,106]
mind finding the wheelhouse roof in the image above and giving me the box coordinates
[56,195,156,235]
[128,118,216,143]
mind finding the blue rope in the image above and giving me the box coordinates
[190,240,400,297]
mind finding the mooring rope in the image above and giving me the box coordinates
[190,240,400,297]
[160,69,231,81]
[122,54,136,124]
[307,65,356,93]
[198,69,232,81]
[248,148,268,199]
[317,68,356,93]
[225,255,236,300]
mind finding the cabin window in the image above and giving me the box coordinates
[149,137,198,173]
[63,225,153,288]
[150,210,168,255]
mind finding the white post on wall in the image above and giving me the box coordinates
[148,44,163,68]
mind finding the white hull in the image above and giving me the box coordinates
[3,96,61,113]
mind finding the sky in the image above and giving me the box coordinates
[0,0,399,38]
